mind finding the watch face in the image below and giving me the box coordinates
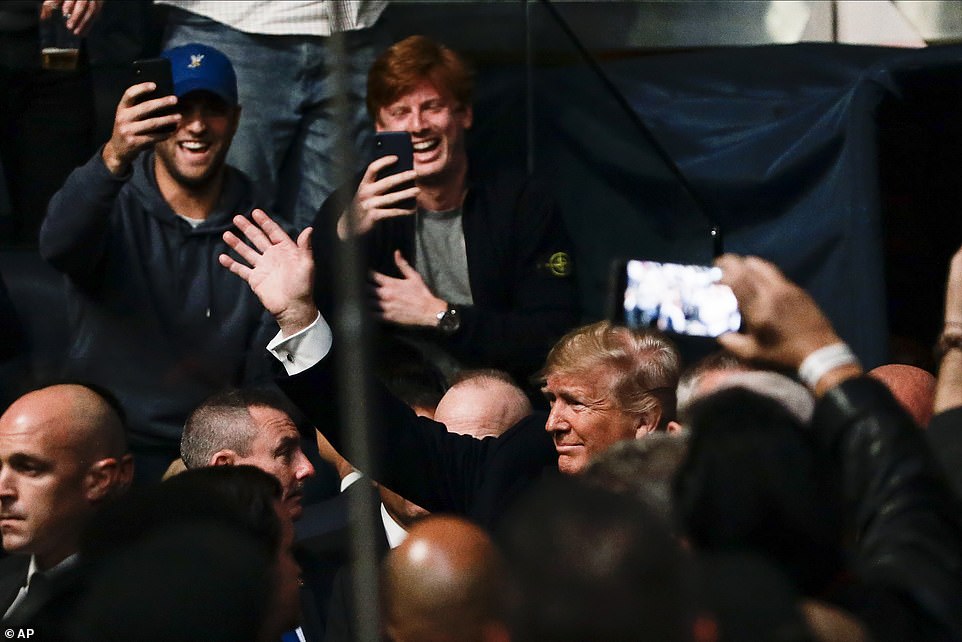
[439,308,460,334]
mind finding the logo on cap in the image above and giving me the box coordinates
[189,54,205,69]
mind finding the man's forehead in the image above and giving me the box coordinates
[248,406,298,442]
[0,412,78,451]
[544,366,616,393]
[0,426,77,462]
[385,80,451,107]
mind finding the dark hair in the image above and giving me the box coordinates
[72,522,273,642]
[82,465,284,565]
[674,387,843,594]
[182,386,297,468]
[582,433,689,531]
[497,477,692,642]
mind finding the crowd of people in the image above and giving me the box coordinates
[0,2,960,641]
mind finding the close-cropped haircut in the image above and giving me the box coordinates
[541,321,680,428]
[366,35,474,120]
[181,386,295,469]
[675,351,748,420]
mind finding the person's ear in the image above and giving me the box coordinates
[460,104,473,130]
[665,420,684,434]
[209,450,237,467]
[633,407,662,439]
[84,457,126,502]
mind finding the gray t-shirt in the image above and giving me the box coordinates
[414,206,473,307]
[395,206,474,381]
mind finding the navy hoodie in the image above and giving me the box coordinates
[40,149,280,449]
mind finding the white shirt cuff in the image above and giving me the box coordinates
[339,470,363,492]
[267,312,333,376]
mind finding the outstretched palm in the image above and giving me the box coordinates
[219,209,317,335]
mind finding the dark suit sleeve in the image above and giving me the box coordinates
[278,351,497,515]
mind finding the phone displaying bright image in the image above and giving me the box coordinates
[373,131,416,210]
[609,259,741,337]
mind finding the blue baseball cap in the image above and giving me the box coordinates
[161,43,238,106]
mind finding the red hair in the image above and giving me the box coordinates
[366,35,474,121]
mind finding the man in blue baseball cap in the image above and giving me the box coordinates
[38,43,282,484]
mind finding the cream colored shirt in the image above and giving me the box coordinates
[156,1,387,36]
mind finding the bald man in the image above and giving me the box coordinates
[381,515,508,642]
[868,364,936,428]
[434,370,532,440]
[0,384,132,626]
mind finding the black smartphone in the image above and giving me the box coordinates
[373,131,416,210]
[609,259,741,337]
[131,57,176,135]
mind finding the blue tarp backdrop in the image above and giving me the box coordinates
[467,43,962,368]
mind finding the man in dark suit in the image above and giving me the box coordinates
[180,387,316,521]
[219,210,680,528]
[0,383,132,628]
[180,387,345,641]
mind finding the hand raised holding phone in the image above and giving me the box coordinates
[101,59,181,177]
[336,131,420,240]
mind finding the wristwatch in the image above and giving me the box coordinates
[436,305,461,335]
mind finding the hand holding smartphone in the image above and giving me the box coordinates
[610,259,741,337]
[372,131,417,211]
[131,58,177,136]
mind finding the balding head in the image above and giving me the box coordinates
[382,516,508,642]
[0,384,131,569]
[868,364,936,428]
[434,370,532,439]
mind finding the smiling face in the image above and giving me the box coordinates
[233,406,315,521]
[376,79,472,192]
[542,368,646,475]
[154,90,239,190]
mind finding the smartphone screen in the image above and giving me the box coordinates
[132,57,176,135]
[613,259,741,337]
[373,131,416,210]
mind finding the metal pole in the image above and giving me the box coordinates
[326,6,381,641]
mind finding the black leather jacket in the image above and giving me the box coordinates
[813,377,962,640]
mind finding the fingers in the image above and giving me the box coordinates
[218,253,252,282]
[365,155,399,179]
[117,90,180,136]
[716,331,758,360]
[251,208,293,245]
[40,1,60,21]
[120,82,157,107]
[69,0,101,35]
[138,113,181,136]
[232,213,274,253]
[369,270,398,287]
[377,169,418,192]
[393,250,419,278]
[296,226,313,251]
[222,229,262,266]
